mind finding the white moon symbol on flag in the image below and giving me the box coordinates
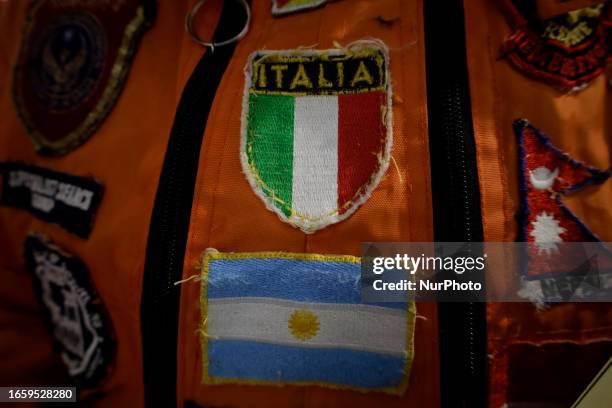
[529,166,559,190]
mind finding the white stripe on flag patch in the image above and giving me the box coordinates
[208,297,407,356]
[291,95,339,218]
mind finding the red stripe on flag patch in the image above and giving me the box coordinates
[337,92,386,215]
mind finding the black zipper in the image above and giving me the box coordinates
[424,1,488,407]
[140,2,247,407]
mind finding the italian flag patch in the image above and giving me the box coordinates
[241,42,392,233]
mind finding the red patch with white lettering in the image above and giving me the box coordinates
[498,0,612,91]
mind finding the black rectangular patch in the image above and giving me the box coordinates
[0,162,103,238]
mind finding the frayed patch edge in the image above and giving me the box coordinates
[198,248,415,395]
[239,40,394,234]
[271,0,329,16]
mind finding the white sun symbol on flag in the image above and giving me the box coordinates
[530,211,567,254]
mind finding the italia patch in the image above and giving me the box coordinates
[515,119,611,279]
[0,162,103,238]
[499,1,612,91]
[13,0,154,156]
[24,235,115,387]
[271,0,332,16]
[241,42,392,233]
[200,250,414,394]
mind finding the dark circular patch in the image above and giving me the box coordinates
[26,12,106,112]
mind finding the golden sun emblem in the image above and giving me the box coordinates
[288,309,320,341]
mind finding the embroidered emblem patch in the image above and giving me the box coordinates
[0,162,104,238]
[271,0,332,16]
[200,250,414,394]
[24,235,115,387]
[241,42,392,233]
[515,119,611,279]
[499,1,612,91]
[13,0,154,156]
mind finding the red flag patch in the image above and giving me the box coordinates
[515,119,610,279]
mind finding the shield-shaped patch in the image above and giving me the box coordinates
[241,42,392,233]
[12,0,154,156]
[24,234,115,387]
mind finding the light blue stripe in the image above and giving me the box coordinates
[208,258,405,310]
[208,339,406,389]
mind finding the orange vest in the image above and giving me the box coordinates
[0,1,610,407]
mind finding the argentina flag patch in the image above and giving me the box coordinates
[200,250,414,394]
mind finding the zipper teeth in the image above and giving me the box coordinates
[445,86,482,389]
[424,0,487,407]
[140,1,247,406]
[449,88,474,241]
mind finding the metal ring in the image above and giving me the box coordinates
[185,0,251,52]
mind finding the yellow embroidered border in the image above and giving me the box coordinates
[199,249,415,395]
[12,3,149,156]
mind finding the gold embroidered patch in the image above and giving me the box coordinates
[13,0,153,156]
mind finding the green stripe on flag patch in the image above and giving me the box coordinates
[247,93,294,217]
[241,43,391,233]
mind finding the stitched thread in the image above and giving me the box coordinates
[239,40,393,233]
[174,274,201,286]
[514,119,611,304]
[13,4,150,155]
[497,1,612,91]
[271,0,330,17]
[198,249,415,395]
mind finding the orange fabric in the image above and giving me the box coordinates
[464,0,612,406]
[465,0,611,247]
[177,0,439,407]
[12,0,610,406]
[0,1,218,405]
[1,1,436,407]
[0,2,67,391]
